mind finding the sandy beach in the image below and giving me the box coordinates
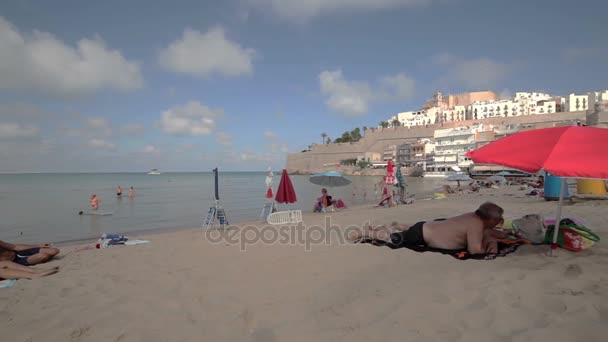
[1,185,607,342]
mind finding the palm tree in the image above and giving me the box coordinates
[321,132,327,144]
[362,126,368,136]
[391,119,400,127]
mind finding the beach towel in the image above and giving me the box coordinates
[358,238,528,261]
[124,239,150,246]
[0,279,16,288]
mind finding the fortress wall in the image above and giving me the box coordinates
[286,111,587,173]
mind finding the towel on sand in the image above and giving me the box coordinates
[0,279,16,288]
[359,238,528,260]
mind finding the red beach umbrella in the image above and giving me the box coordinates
[466,126,608,178]
[466,126,608,251]
[275,169,297,204]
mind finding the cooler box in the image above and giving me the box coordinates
[544,173,569,201]
[576,179,607,195]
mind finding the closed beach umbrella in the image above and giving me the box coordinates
[265,167,274,199]
[384,160,395,185]
[309,171,352,187]
[396,167,405,189]
[466,126,608,251]
[275,169,297,204]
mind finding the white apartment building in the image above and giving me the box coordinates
[396,110,433,127]
[468,100,521,119]
[433,124,486,169]
[535,100,558,115]
[513,92,552,102]
[438,105,466,122]
[565,93,589,112]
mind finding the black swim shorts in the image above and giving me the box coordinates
[389,221,426,248]
[13,248,40,266]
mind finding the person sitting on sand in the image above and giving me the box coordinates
[0,240,60,266]
[443,185,456,194]
[527,175,544,189]
[349,202,509,255]
[0,260,59,280]
[90,194,100,210]
[314,188,333,212]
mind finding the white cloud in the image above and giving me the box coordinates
[263,131,276,138]
[86,117,112,136]
[0,122,39,139]
[216,132,233,146]
[561,47,606,62]
[160,101,222,136]
[319,69,415,116]
[159,27,254,77]
[433,54,510,89]
[248,0,432,20]
[0,17,142,97]
[120,123,145,135]
[87,138,115,149]
[142,145,158,153]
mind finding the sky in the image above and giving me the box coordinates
[0,0,606,172]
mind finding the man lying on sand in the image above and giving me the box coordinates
[0,260,59,280]
[350,202,511,254]
[0,240,60,266]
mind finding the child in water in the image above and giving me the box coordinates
[90,194,100,210]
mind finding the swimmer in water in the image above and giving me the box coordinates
[128,186,134,198]
[90,194,100,210]
[116,186,123,197]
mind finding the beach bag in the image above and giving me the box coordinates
[335,199,346,209]
[544,218,600,252]
[512,214,546,244]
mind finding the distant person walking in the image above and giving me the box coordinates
[128,186,135,198]
[90,194,100,210]
[116,186,123,197]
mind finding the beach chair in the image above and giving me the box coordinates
[267,210,302,225]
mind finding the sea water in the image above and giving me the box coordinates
[0,172,446,243]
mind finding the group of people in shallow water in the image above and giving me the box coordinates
[89,185,135,210]
[1,186,141,280]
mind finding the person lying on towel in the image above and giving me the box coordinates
[349,202,512,254]
[0,240,60,266]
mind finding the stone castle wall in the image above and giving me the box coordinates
[286,111,587,174]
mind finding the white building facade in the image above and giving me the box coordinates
[565,93,589,112]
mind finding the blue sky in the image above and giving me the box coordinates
[0,0,606,172]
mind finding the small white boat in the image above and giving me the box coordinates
[147,169,161,175]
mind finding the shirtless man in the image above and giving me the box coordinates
[350,202,509,254]
[0,240,60,266]
[0,260,59,280]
